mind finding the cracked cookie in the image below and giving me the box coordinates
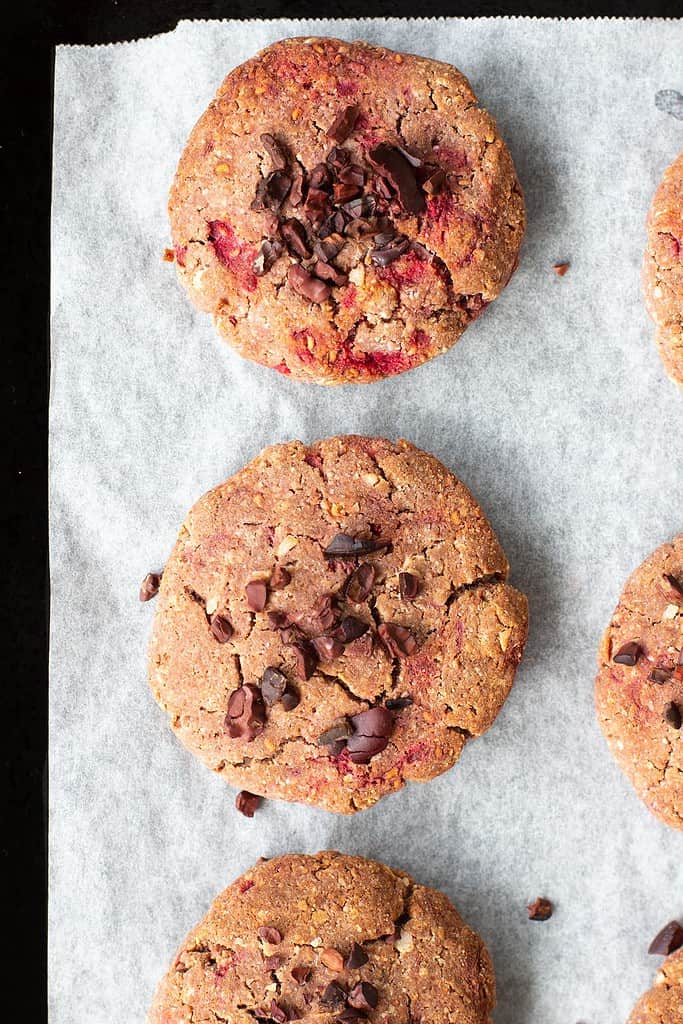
[643,151,683,386]
[147,851,497,1024]
[168,36,525,384]
[627,949,683,1024]
[147,435,528,813]
[595,535,683,829]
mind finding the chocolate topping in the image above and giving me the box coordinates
[260,133,288,171]
[347,982,378,1011]
[527,897,553,921]
[648,920,683,956]
[346,707,394,764]
[649,668,672,684]
[323,533,387,558]
[326,106,359,144]
[260,667,288,706]
[312,635,345,661]
[377,622,417,659]
[246,579,268,612]
[281,218,311,259]
[210,614,234,643]
[368,144,426,214]
[290,640,318,680]
[398,572,420,600]
[613,641,641,666]
[345,943,369,969]
[226,684,266,741]
[335,616,369,643]
[253,239,284,276]
[139,571,162,602]
[346,563,376,603]
[288,264,331,303]
[270,565,292,590]
[235,790,261,817]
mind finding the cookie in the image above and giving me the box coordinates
[595,535,683,829]
[169,37,525,384]
[147,851,496,1024]
[643,151,683,386]
[148,436,528,813]
[627,950,683,1024]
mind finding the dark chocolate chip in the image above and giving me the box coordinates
[338,163,365,187]
[326,106,359,144]
[527,898,553,921]
[305,593,338,633]
[253,239,284,277]
[226,684,266,741]
[289,166,306,208]
[367,144,426,214]
[385,697,413,710]
[336,616,369,643]
[291,965,311,985]
[345,943,369,969]
[422,167,445,195]
[139,571,162,602]
[310,163,333,191]
[314,235,345,262]
[347,982,378,1012]
[288,264,331,304]
[318,718,353,750]
[613,641,642,666]
[246,579,268,612]
[649,668,672,684]
[312,635,345,661]
[289,641,318,680]
[346,563,376,604]
[326,146,351,170]
[377,622,417,659]
[648,920,683,955]
[235,790,261,817]
[210,614,234,643]
[333,182,363,204]
[270,566,292,591]
[323,533,387,558]
[258,926,283,945]
[398,572,419,600]
[314,260,349,287]
[304,187,332,231]
[370,235,411,267]
[281,218,311,259]
[321,983,347,1007]
[664,572,683,596]
[260,667,288,706]
[253,170,292,212]
[342,195,376,220]
[346,707,394,764]
[281,689,300,712]
[260,133,288,170]
[665,702,682,729]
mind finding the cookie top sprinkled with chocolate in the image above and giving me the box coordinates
[147,852,497,1024]
[643,150,683,387]
[595,535,683,830]
[148,435,528,813]
[627,949,683,1024]
[168,37,525,384]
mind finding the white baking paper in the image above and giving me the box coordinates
[50,17,683,1024]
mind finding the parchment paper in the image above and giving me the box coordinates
[50,17,683,1024]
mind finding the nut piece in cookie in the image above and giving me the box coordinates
[148,435,529,813]
[595,535,683,830]
[147,852,497,1024]
[168,37,525,384]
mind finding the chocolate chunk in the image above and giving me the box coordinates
[281,689,300,712]
[347,982,378,1011]
[253,239,284,277]
[665,702,682,729]
[385,697,413,710]
[345,943,368,969]
[304,187,332,231]
[377,622,417,659]
[314,260,349,287]
[664,572,683,596]
[270,566,292,591]
[346,563,376,603]
[139,571,162,602]
[252,170,292,212]
[396,144,423,168]
[649,668,672,684]
[246,579,268,612]
[314,234,345,262]
[281,218,311,259]
[552,262,570,277]
[527,897,553,921]
[290,641,318,680]
[305,593,338,633]
[333,182,363,204]
[370,235,411,267]
[346,707,394,764]
[336,616,369,643]
[310,163,333,191]
[338,163,365,187]
[260,667,288,706]
[289,166,306,208]
[210,614,234,643]
[342,195,376,220]
[318,718,353,752]
[613,641,642,666]
[267,1000,288,1023]
[368,144,426,214]
[326,146,351,170]
[288,264,331,304]
[258,926,283,945]
[422,167,445,195]
[312,635,345,661]
[261,133,288,171]
[320,211,347,238]
[323,533,387,558]
[268,610,291,629]
[235,790,261,817]
[321,983,346,1007]
[226,684,266,741]
[648,920,683,955]
[326,106,359,144]
[291,965,311,985]
[398,572,419,600]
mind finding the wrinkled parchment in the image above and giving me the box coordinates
[51,18,683,1024]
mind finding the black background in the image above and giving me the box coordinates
[2,1,677,1018]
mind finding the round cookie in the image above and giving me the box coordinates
[169,37,525,384]
[643,151,683,386]
[595,535,683,829]
[148,851,496,1024]
[148,435,528,813]
[627,950,683,1024]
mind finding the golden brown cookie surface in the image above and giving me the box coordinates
[627,950,683,1024]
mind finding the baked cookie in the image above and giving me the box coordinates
[595,535,683,829]
[643,151,683,386]
[627,950,683,1024]
[148,851,496,1024]
[148,436,528,813]
[169,37,525,384]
